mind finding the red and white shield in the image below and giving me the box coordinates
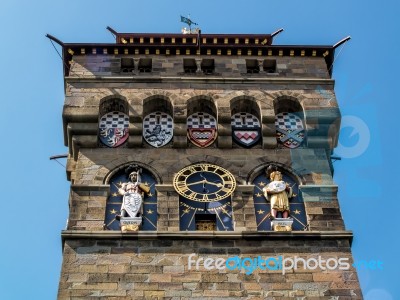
[99,111,129,148]
[231,112,261,148]
[187,112,217,148]
[233,130,260,146]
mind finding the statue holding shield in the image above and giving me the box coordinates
[115,165,150,230]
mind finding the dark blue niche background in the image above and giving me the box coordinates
[105,169,158,230]
[179,197,234,231]
[252,171,307,231]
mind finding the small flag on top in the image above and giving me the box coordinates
[180,16,198,26]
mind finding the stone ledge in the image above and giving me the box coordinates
[71,184,110,191]
[61,230,353,242]
[65,76,335,86]
[299,185,338,202]
[71,184,110,196]
[299,185,338,189]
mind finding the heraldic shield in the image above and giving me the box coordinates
[231,112,261,148]
[122,192,142,217]
[187,112,217,147]
[99,111,129,147]
[143,111,173,148]
[275,112,305,148]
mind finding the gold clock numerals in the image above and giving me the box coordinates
[223,180,234,186]
[187,191,198,199]
[221,187,233,193]
[189,166,197,173]
[175,181,189,193]
[200,164,209,172]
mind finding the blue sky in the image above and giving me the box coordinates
[0,0,398,299]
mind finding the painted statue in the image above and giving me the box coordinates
[116,165,150,220]
[262,165,293,219]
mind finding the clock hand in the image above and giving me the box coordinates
[186,180,206,186]
[200,173,207,192]
[196,173,211,192]
[202,181,209,193]
[199,172,224,187]
[202,180,223,187]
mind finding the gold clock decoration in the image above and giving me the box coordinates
[173,163,236,202]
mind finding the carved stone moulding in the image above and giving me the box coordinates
[120,217,142,232]
[271,217,293,232]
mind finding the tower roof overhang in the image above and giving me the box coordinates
[47,31,338,78]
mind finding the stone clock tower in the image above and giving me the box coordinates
[51,26,362,299]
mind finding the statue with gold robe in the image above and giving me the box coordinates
[262,166,293,219]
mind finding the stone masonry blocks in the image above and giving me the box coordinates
[58,238,362,300]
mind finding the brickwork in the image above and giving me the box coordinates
[58,238,362,300]
[69,56,330,79]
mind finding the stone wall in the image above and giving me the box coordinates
[58,237,361,299]
[69,55,330,79]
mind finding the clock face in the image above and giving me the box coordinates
[173,163,236,202]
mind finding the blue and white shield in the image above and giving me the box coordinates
[275,112,305,148]
[143,112,173,147]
